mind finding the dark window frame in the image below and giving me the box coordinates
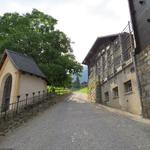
[113,87,119,98]
[104,91,109,102]
[124,80,132,93]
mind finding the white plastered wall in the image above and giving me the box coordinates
[0,56,19,105]
[19,74,47,100]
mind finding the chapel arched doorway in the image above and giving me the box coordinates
[1,74,12,112]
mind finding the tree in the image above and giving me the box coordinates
[72,75,81,89]
[0,9,82,87]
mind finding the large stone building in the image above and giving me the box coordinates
[128,0,150,118]
[0,49,47,112]
[83,32,142,115]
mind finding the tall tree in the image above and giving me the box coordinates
[0,9,82,87]
[73,75,81,89]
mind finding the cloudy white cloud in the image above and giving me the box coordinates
[0,0,130,62]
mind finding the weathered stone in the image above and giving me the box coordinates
[136,45,150,118]
[142,73,150,81]
[145,96,150,102]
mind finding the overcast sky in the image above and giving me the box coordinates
[0,0,130,63]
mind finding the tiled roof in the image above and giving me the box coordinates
[82,34,119,65]
[0,49,47,81]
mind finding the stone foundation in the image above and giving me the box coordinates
[88,76,101,103]
[136,46,150,118]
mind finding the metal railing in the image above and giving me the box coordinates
[0,90,55,121]
[121,22,135,62]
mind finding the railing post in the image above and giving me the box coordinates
[43,90,45,101]
[4,98,10,119]
[32,92,35,114]
[38,91,40,102]
[16,95,20,114]
[25,93,28,107]
[32,92,35,104]
[47,89,49,100]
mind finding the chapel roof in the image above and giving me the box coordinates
[0,49,47,81]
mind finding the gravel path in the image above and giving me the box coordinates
[0,93,150,150]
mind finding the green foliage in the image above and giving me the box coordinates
[74,87,88,94]
[79,87,88,94]
[0,9,82,86]
[72,75,81,89]
[47,86,71,95]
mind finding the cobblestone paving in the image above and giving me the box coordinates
[0,93,150,150]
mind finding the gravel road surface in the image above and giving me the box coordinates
[0,93,150,150]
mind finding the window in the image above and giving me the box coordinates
[130,65,135,73]
[115,40,118,44]
[123,48,131,61]
[122,34,132,61]
[104,92,109,102]
[114,55,121,67]
[139,0,145,5]
[98,52,101,57]
[102,49,105,53]
[124,80,132,93]
[106,45,110,50]
[113,87,119,98]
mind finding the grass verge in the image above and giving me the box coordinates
[74,87,88,94]
[47,86,71,95]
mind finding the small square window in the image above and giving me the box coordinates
[106,45,110,50]
[115,40,119,45]
[113,87,119,98]
[104,92,109,102]
[139,0,145,5]
[124,80,132,93]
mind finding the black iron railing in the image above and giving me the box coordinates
[0,90,55,120]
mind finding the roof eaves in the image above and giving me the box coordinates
[20,70,48,82]
[82,33,120,64]
[5,49,21,71]
[82,37,99,64]
[0,52,7,70]
[5,49,47,81]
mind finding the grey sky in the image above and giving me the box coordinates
[0,0,130,62]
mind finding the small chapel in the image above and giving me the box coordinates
[0,49,47,111]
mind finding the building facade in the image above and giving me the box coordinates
[128,0,150,118]
[0,50,47,112]
[83,32,142,115]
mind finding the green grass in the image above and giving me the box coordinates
[47,86,71,95]
[55,87,71,95]
[47,86,88,95]
[74,87,88,94]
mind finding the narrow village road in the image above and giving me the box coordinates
[0,93,150,150]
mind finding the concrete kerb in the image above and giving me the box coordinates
[96,104,150,125]
[67,93,150,125]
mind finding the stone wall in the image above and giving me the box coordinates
[88,77,97,102]
[136,46,150,118]
[88,73,101,103]
[101,63,141,115]
[88,61,142,115]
